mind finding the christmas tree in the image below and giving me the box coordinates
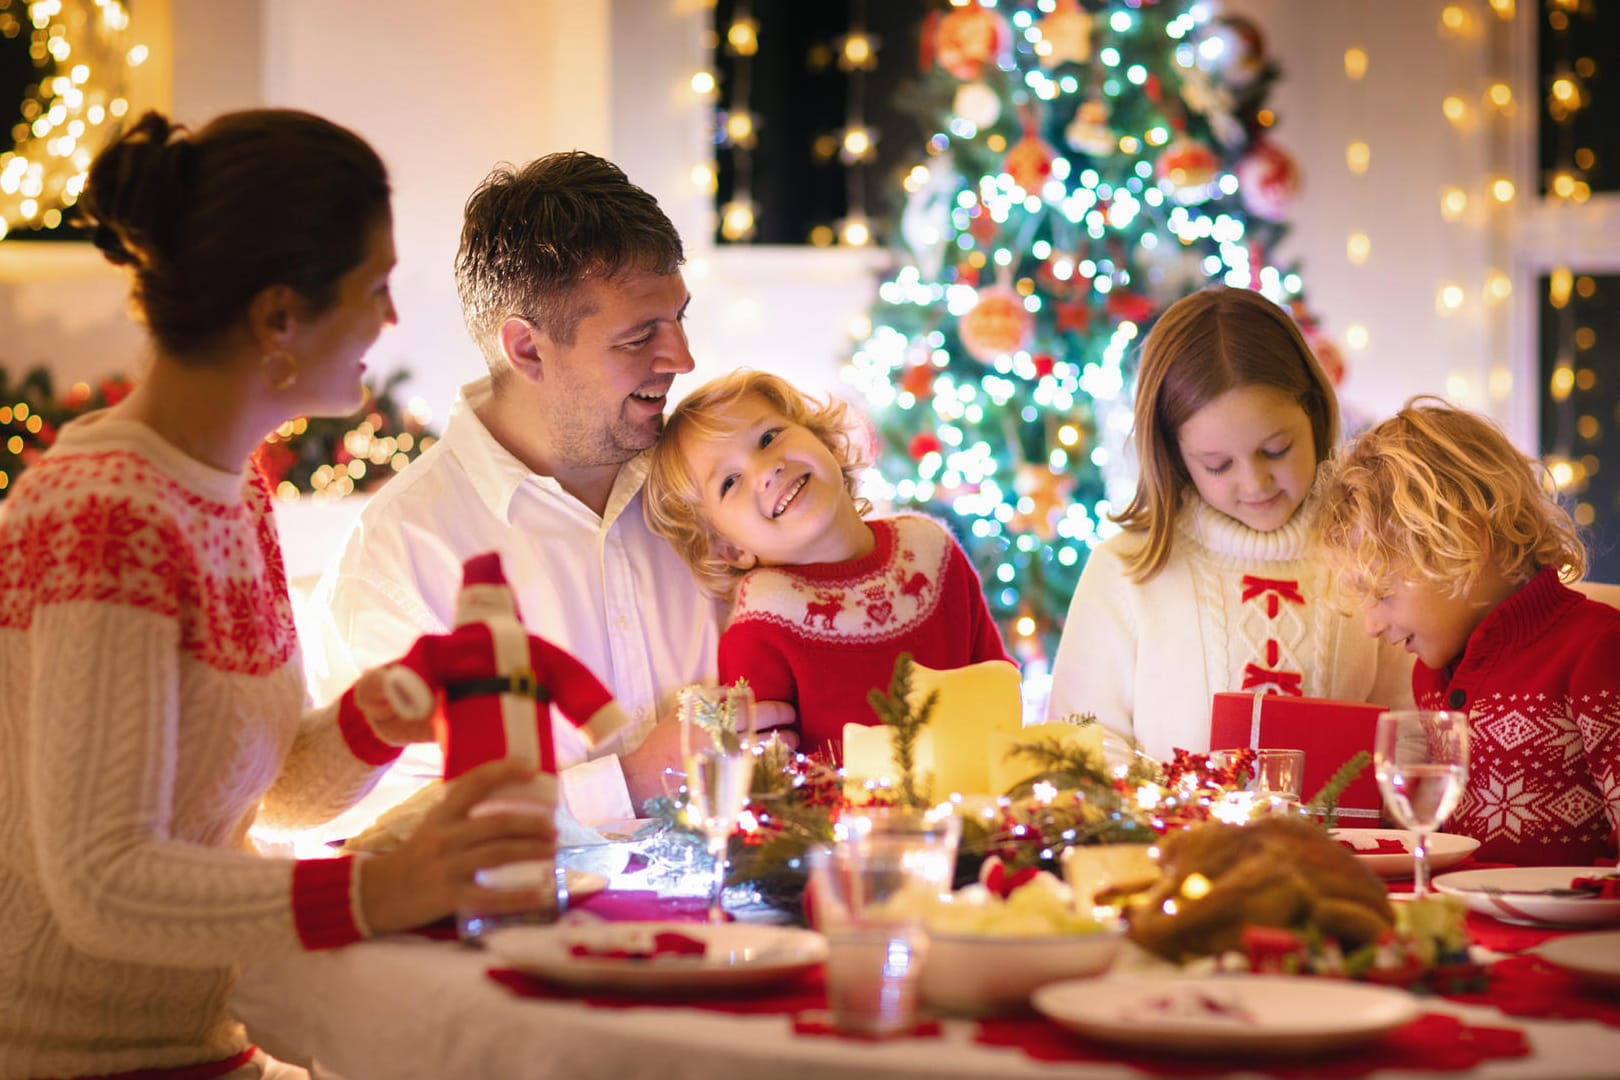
[845,0,1320,671]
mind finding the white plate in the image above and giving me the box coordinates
[482,921,827,992]
[1433,866,1620,927]
[1330,828,1480,879]
[563,870,608,901]
[1032,975,1421,1056]
[1535,930,1620,990]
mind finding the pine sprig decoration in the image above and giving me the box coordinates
[1305,750,1371,827]
[866,652,937,809]
[680,680,752,754]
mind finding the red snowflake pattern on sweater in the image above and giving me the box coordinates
[0,449,296,676]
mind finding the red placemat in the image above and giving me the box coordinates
[973,1012,1528,1077]
[1444,953,1620,1027]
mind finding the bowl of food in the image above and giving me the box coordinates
[916,869,1124,1016]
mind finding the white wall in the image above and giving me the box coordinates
[0,0,1545,442]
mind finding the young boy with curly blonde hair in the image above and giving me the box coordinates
[1313,396,1620,865]
[644,370,1010,756]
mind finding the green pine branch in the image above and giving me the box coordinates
[866,652,937,809]
[1305,750,1371,827]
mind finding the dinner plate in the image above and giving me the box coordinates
[1535,930,1620,991]
[1433,866,1620,927]
[1330,828,1480,879]
[1031,974,1421,1056]
[482,921,827,992]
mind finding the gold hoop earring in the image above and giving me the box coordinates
[262,352,298,391]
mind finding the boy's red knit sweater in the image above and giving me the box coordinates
[1415,567,1620,866]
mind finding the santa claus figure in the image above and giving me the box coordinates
[382,552,630,930]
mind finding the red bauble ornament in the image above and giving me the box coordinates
[1107,290,1157,325]
[901,363,937,399]
[1156,135,1220,205]
[1054,299,1091,335]
[1032,353,1056,379]
[908,431,944,461]
[1235,139,1302,221]
[934,5,1010,81]
[1003,130,1057,193]
[957,286,1033,362]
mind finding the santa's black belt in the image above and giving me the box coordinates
[444,673,550,702]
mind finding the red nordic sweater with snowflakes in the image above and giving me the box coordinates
[1415,567,1620,866]
[0,410,402,1079]
[718,514,1011,757]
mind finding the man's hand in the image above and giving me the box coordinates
[618,712,684,811]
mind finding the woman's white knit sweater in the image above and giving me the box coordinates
[1046,496,1414,760]
[0,410,400,1079]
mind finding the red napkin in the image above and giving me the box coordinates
[567,930,707,961]
[973,1012,1528,1077]
[1338,837,1407,855]
[1571,874,1620,899]
[1444,954,1620,1028]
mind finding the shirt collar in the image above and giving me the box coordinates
[445,375,650,528]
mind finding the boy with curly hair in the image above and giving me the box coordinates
[645,370,1010,756]
[1313,396,1620,865]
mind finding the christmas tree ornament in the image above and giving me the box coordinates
[901,362,938,400]
[1035,0,1093,68]
[1003,127,1058,194]
[1156,134,1220,205]
[933,4,1011,81]
[952,81,1003,129]
[1178,65,1244,148]
[1193,14,1268,88]
[1010,462,1076,541]
[1064,96,1116,157]
[1235,139,1302,221]
[908,431,944,461]
[957,285,1034,362]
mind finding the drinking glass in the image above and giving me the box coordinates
[806,842,932,1036]
[680,684,757,923]
[1373,710,1469,896]
[1252,748,1305,804]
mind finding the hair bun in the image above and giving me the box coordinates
[82,111,194,271]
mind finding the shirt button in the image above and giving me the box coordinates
[1447,688,1467,709]
[633,708,646,720]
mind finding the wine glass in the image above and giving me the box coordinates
[1373,710,1470,896]
[679,684,757,923]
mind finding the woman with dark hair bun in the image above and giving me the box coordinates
[0,110,554,1079]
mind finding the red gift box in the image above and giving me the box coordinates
[1209,692,1384,823]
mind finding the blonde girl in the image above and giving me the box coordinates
[646,370,1010,756]
[1314,397,1620,865]
[1046,287,1412,757]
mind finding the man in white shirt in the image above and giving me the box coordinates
[305,152,724,818]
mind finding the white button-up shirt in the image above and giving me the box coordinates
[303,377,724,805]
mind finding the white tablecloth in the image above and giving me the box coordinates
[231,935,1620,1080]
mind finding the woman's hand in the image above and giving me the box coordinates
[356,758,557,935]
[352,665,434,745]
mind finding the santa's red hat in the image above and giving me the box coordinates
[456,551,521,625]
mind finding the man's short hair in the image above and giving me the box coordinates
[454,151,683,366]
